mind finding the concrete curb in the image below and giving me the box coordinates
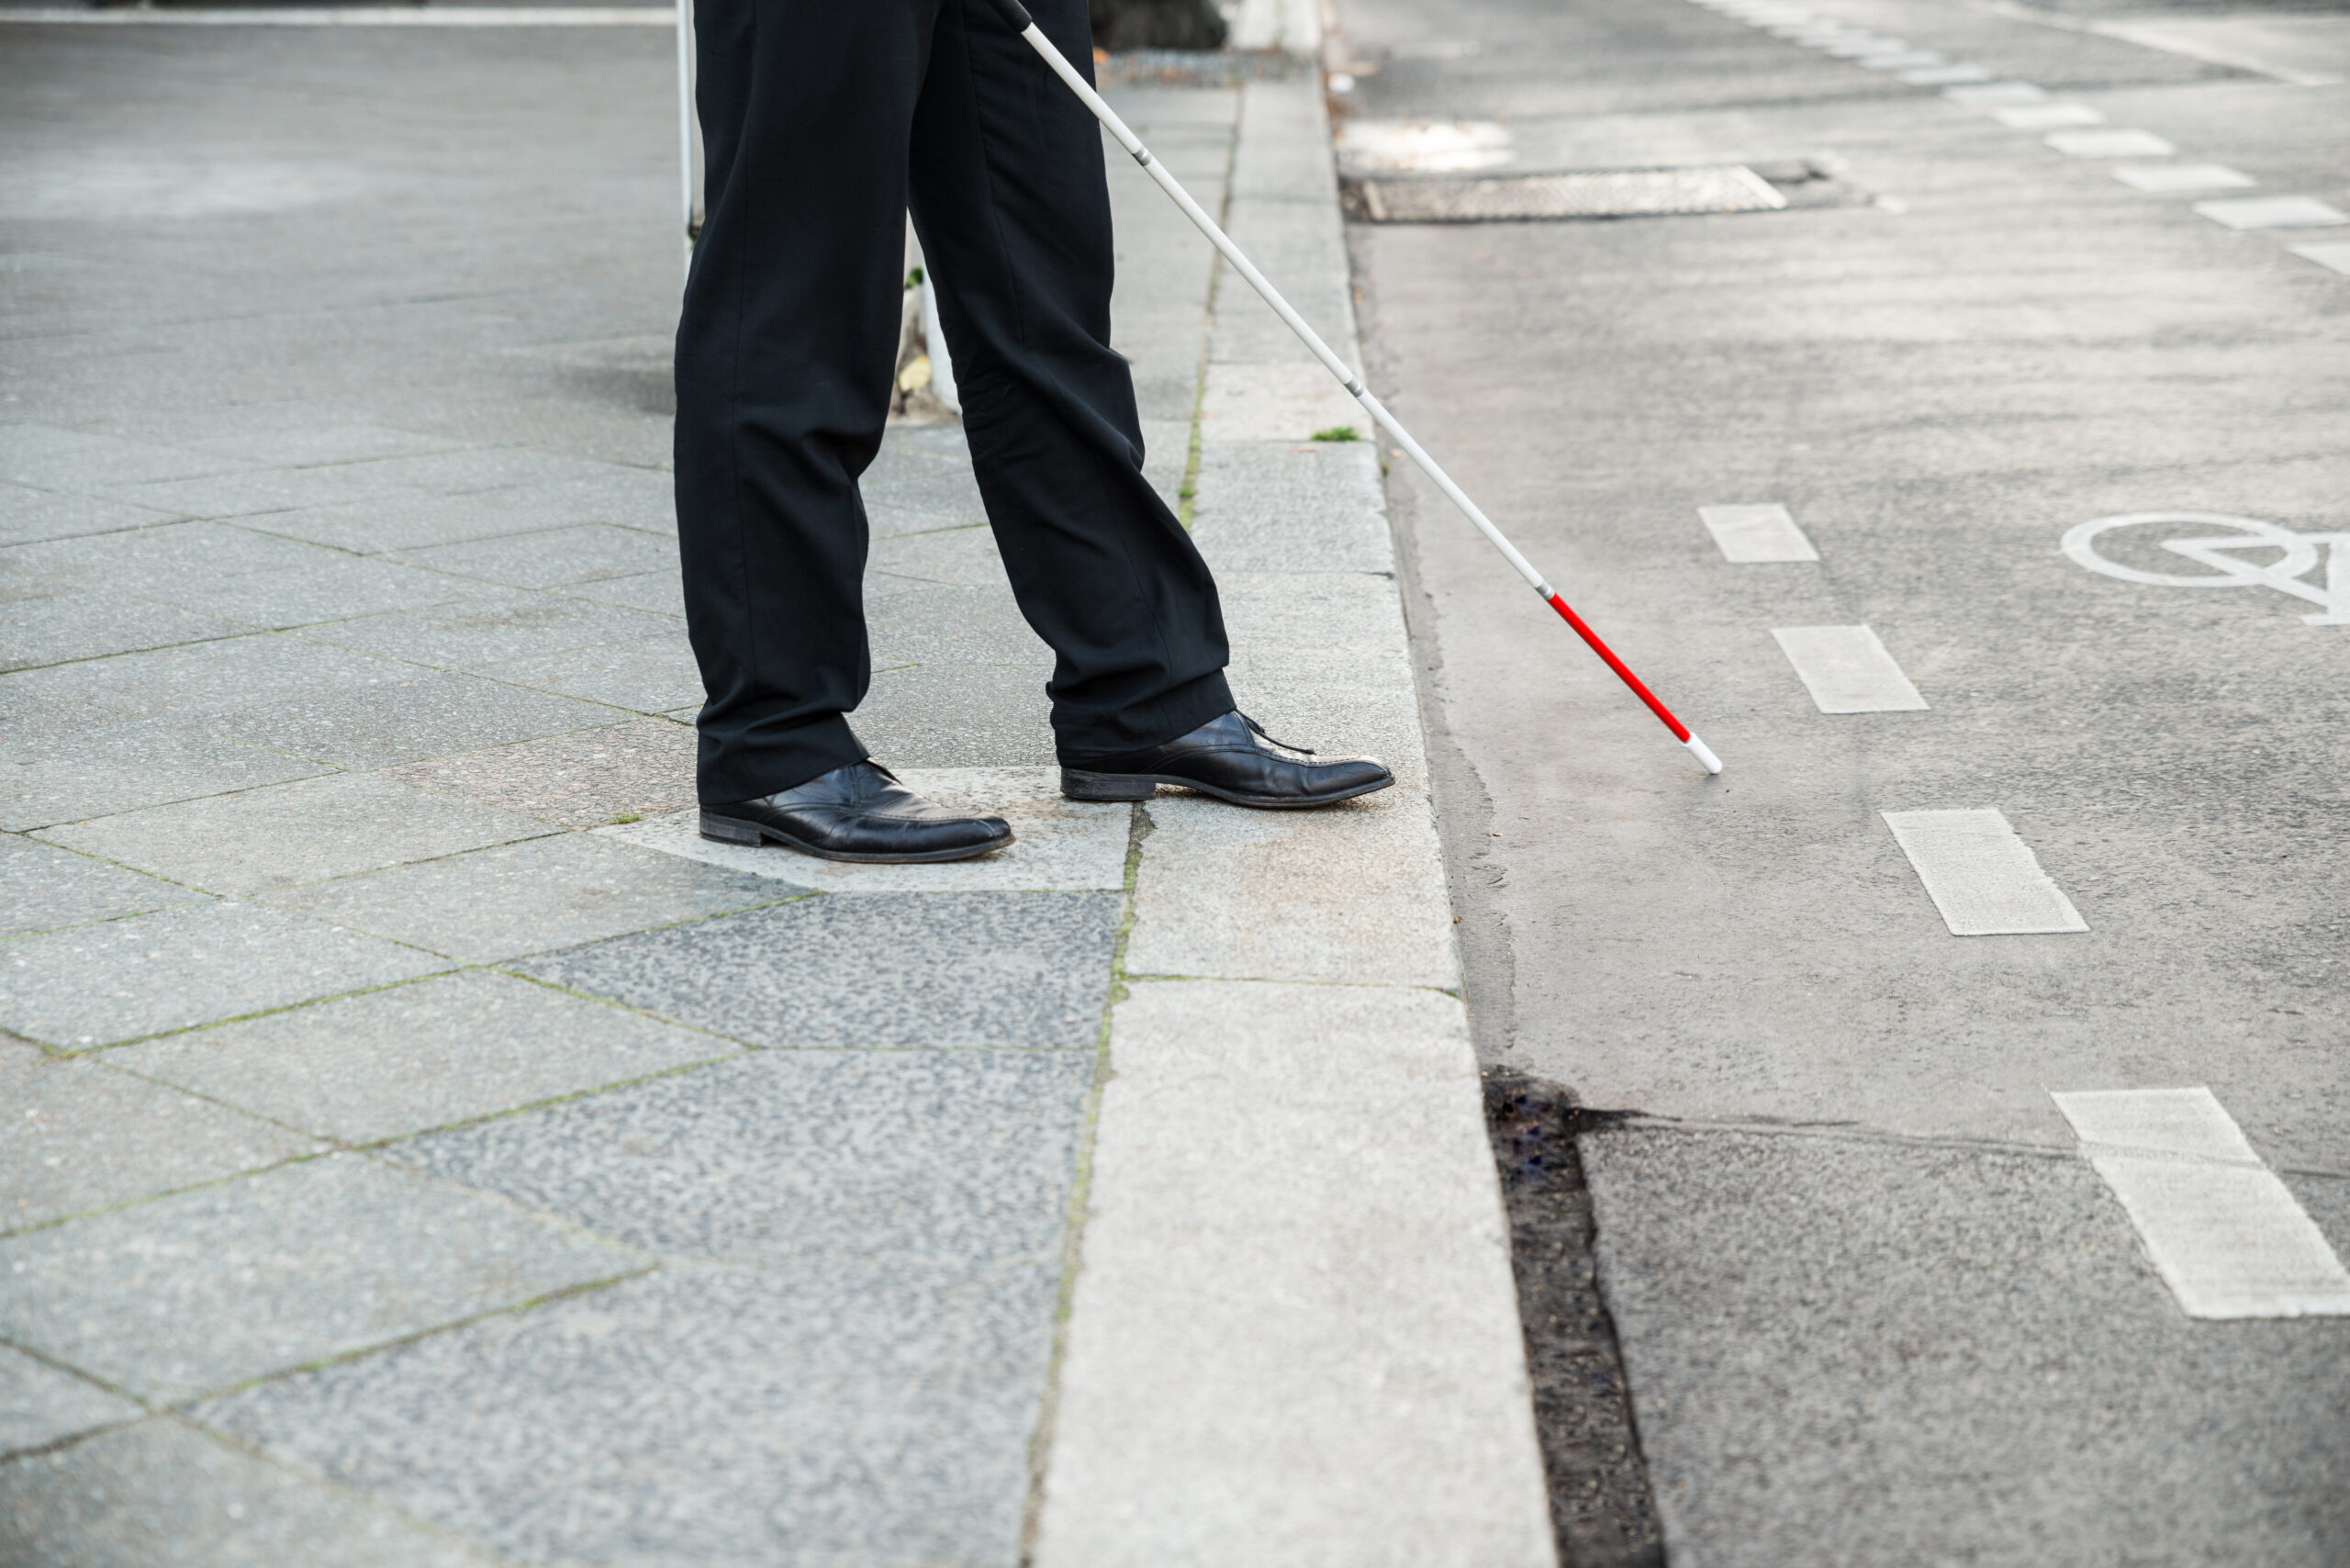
[1033,77,1559,1568]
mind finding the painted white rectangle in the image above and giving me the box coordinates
[2290,241,2350,274]
[1943,81,2047,105]
[1881,809,2087,935]
[2193,196,2349,230]
[1861,50,1951,70]
[1826,36,1908,56]
[1699,503,1818,563]
[2052,1088,2350,1319]
[1770,626,1928,712]
[1903,63,1995,84]
[1995,103,2104,129]
[2113,162,2255,192]
[2047,129,2177,158]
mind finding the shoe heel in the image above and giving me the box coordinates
[698,812,764,846]
[1060,769,1155,802]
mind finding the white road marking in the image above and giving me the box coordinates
[0,5,671,21]
[1862,50,1952,70]
[1903,63,1995,84]
[1994,103,2105,129]
[1770,626,1928,712]
[2290,241,2350,274]
[1699,503,1818,563]
[2113,162,2256,192]
[2050,1088,2350,1319]
[2192,196,2349,230]
[2046,129,2178,157]
[1943,81,2048,104]
[1825,36,1908,56]
[1881,809,2087,935]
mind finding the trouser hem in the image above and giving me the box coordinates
[697,712,870,806]
[1053,670,1236,767]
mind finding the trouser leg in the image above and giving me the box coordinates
[910,0,1234,764]
[675,0,931,804]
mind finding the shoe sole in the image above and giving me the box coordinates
[698,811,1015,864]
[1058,769,1394,810]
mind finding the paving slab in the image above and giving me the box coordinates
[39,772,552,897]
[5,520,335,599]
[329,447,619,497]
[853,662,1058,767]
[393,522,677,590]
[1,1047,321,1233]
[0,833,208,938]
[196,1260,1056,1568]
[1189,439,1393,574]
[213,670,621,771]
[377,715,698,829]
[0,900,450,1050]
[0,1418,501,1568]
[299,589,679,670]
[0,631,413,731]
[236,491,557,555]
[0,484,180,550]
[259,831,789,963]
[100,465,421,522]
[600,767,1130,893]
[555,566,686,619]
[1035,980,1552,1568]
[463,466,679,535]
[474,628,700,713]
[1200,361,1369,443]
[143,556,483,631]
[0,423,252,491]
[510,890,1120,1052]
[109,969,739,1146]
[0,1346,144,1459]
[0,1152,643,1403]
[0,591,235,673]
[395,1046,1092,1267]
[867,521,1006,588]
[0,718,333,834]
[866,580,1056,668]
[183,423,472,469]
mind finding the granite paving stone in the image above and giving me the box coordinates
[866,581,1054,668]
[259,832,793,963]
[4,521,337,598]
[0,1346,144,1458]
[299,589,678,670]
[467,467,678,534]
[510,890,1120,1052]
[0,834,208,940]
[37,773,554,897]
[0,719,332,834]
[0,590,239,673]
[0,423,253,491]
[474,630,700,714]
[331,447,620,496]
[0,632,414,732]
[1190,440,1394,575]
[184,423,473,468]
[212,670,621,771]
[109,970,741,1146]
[1,1047,321,1232]
[556,567,685,619]
[0,482,183,548]
[393,522,677,590]
[395,1047,1093,1265]
[0,901,452,1049]
[235,492,554,555]
[196,1261,1058,1568]
[0,1152,645,1402]
[0,1418,503,1568]
[142,557,484,631]
[99,466,420,522]
[854,663,1057,767]
[377,715,698,829]
[867,522,1008,589]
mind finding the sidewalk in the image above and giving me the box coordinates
[1,18,1551,1567]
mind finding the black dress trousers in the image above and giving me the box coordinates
[675,0,1236,804]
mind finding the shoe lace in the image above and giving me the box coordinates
[1237,711,1313,755]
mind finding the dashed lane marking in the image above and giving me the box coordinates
[1770,626,1928,712]
[1881,809,2087,935]
[1943,81,2047,105]
[2192,196,2350,230]
[2046,128,2177,157]
[1861,50,1952,71]
[1903,63,1996,84]
[1699,503,1818,563]
[2113,162,2255,193]
[1994,103,2104,129]
[2050,1089,2350,1319]
[2290,241,2350,274]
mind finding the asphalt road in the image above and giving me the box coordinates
[1330,0,2350,1558]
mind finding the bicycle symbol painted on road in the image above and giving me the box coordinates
[2063,512,2350,626]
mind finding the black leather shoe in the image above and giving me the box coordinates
[1061,711,1393,809]
[700,761,1013,863]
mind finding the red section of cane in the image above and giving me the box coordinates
[1546,594,1692,744]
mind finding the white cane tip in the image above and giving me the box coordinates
[1684,734,1724,775]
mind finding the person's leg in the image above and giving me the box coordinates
[907,0,1236,764]
[675,0,936,804]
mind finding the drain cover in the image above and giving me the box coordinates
[1353,165,1788,222]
